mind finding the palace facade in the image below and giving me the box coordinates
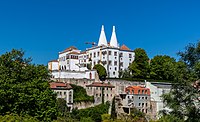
[48,25,135,78]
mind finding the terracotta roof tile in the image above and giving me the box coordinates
[120,44,131,51]
[49,59,58,62]
[49,82,72,89]
[125,86,150,95]
[68,51,80,55]
[60,46,78,54]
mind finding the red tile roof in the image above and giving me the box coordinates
[49,59,58,62]
[60,46,78,54]
[68,51,80,55]
[120,44,131,51]
[125,86,150,95]
[86,82,115,88]
[50,82,72,89]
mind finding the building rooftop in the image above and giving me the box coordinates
[50,82,72,90]
[86,82,115,88]
[49,59,58,62]
[59,46,78,54]
[125,86,150,95]
[68,51,80,55]
[120,44,131,51]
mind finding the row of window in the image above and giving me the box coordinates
[139,109,148,113]
[127,89,148,94]
[96,93,113,97]
[138,102,148,107]
[56,91,72,103]
[60,55,78,61]
[127,96,148,100]
[92,51,133,58]
[87,87,113,91]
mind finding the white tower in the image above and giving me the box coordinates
[98,25,108,46]
[110,26,118,47]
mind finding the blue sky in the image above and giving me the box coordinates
[0,0,200,64]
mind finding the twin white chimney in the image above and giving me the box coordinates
[97,25,118,48]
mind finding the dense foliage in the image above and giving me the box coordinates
[71,102,110,122]
[129,48,149,79]
[150,55,176,81]
[93,64,107,81]
[70,84,94,103]
[110,97,117,120]
[161,41,200,122]
[0,114,39,122]
[0,49,57,121]
[56,98,69,117]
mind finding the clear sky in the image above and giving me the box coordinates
[0,0,200,64]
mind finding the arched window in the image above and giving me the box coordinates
[89,72,92,79]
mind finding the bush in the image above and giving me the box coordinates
[71,102,110,122]
[70,84,94,103]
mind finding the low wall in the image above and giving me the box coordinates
[73,101,99,109]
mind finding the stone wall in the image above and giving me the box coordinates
[73,101,100,110]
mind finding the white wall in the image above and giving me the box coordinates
[145,82,171,118]
[51,70,96,79]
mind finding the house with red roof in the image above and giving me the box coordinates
[50,82,73,111]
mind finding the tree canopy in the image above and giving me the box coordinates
[93,64,107,81]
[150,55,176,81]
[129,48,149,79]
[162,41,200,122]
[0,49,57,121]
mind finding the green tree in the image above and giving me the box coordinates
[56,98,69,117]
[150,55,176,81]
[70,84,94,103]
[93,64,107,81]
[157,115,183,122]
[0,49,57,121]
[129,48,149,79]
[173,61,192,82]
[178,42,200,68]
[162,81,200,122]
[0,114,39,122]
[71,102,110,122]
[162,41,200,122]
[110,97,116,120]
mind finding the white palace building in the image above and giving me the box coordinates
[48,25,135,78]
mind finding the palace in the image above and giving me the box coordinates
[48,25,135,78]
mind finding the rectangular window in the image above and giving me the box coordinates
[94,52,96,58]
[119,53,123,57]
[114,61,117,66]
[109,61,112,65]
[97,52,100,56]
[129,54,132,58]
[114,52,117,56]
[109,51,111,55]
